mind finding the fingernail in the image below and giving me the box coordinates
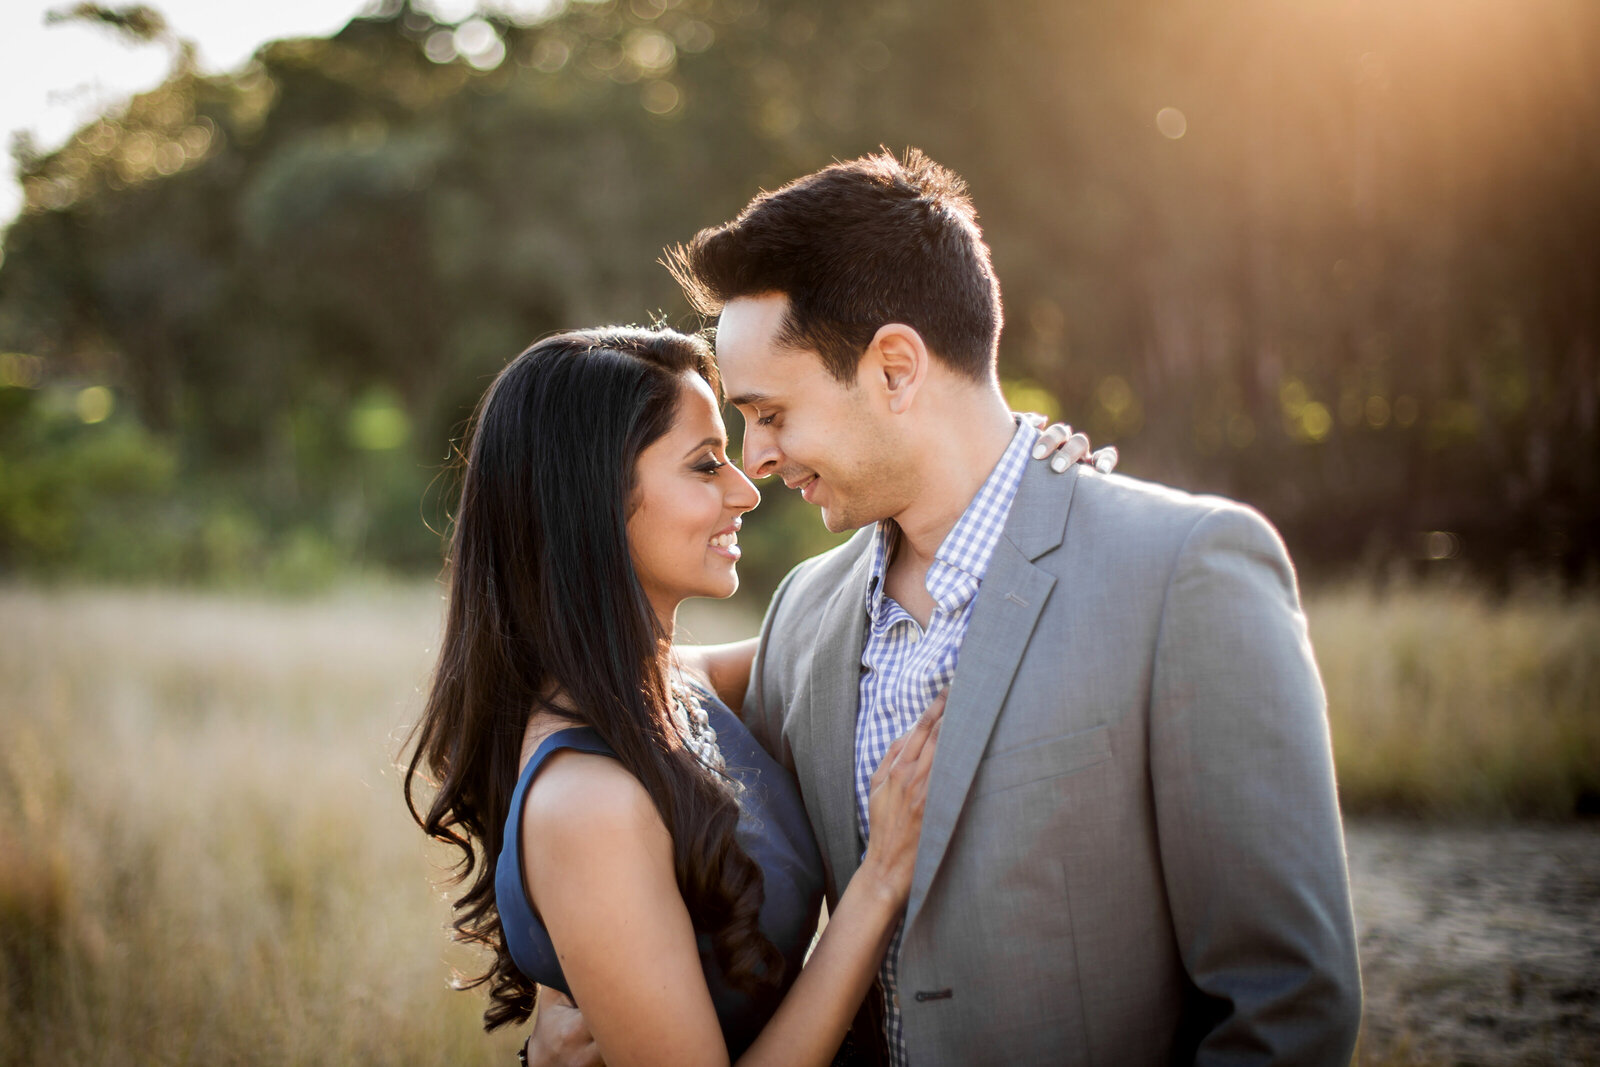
[1032,443,1047,459]
[1050,454,1068,472]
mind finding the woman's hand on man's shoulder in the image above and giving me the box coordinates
[1019,413,1119,474]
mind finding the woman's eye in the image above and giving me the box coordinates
[694,458,726,475]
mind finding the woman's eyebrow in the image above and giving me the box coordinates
[680,436,724,460]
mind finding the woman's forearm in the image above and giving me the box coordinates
[735,863,902,1067]
[734,696,943,1065]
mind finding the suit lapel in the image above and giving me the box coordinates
[905,462,1080,929]
[804,544,875,897]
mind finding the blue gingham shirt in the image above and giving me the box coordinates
[853,419,1038,1066]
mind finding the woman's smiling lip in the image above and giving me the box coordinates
[709,520,742,559]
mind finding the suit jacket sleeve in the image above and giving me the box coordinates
[1148,504,1362,1064]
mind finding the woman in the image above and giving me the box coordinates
[405,326,944,1066]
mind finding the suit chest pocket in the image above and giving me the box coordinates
[973,724,1112,797]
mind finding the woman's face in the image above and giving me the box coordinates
[626,371,761,624]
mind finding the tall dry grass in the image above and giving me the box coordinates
[0,581,1594,1063]
[0,584,504,1065]
[1310,581,1600,818]
[0,585,748,1065]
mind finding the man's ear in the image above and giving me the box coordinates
[863,323,929,415]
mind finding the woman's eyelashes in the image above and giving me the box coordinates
[692,454,727,476]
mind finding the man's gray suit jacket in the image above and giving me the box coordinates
[742,460,1363,1066]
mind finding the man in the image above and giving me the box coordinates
[532,150,1362,1065]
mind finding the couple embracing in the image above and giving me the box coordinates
[405,150,1362,1067]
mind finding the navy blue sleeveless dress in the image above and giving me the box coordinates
[495,688,825,1059]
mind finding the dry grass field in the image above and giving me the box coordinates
[0,584,506,1065]
[1,581,1596,1064]
[1310,581,1600,818]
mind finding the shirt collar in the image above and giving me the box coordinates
[864,418,1039,617]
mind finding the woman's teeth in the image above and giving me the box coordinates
[711,532,738,549]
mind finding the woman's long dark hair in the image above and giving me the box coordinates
[404,327,784,1030]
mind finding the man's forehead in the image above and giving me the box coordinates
[719,347,831,408]
[715,292,789,342]
[717,332,800,396]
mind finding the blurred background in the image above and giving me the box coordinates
[1,1,1596,1063]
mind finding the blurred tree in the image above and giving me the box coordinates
[45,3,169,43]
[0,0,1594,593]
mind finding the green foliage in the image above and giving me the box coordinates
[0,377,437,588]
[0,382,175,574]
[0,0,1596,593]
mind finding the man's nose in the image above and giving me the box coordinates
[741,424,780,480]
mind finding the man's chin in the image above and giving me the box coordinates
[819,504,872,535]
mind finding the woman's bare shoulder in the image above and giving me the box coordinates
[520,744,665,858]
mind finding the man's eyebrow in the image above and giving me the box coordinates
[681,436,724,460]
[725,391,775,409]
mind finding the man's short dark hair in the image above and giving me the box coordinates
[665,148,1003,383]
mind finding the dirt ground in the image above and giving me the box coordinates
[1347,821,1600,1065]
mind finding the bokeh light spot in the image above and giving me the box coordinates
[454,19,495,55]
[1002,378,1061,422]
[1365,395,1391,428]
[1279,378,1309,416]
[674,21,714,53]
[759,98,801,137]
[1156,107,1187,139]
[1421,531,1460,560]
[464,38,506,70]
[640,80,681,115]
[1301,401,1332,442]
[455,19,506,70]
[155,141,185,175]
[76,385,113,424]
[421,0,478,22]
[0,353,43,389]
[348,393,411,451]
[626,30,675,72]
[179,124,213,160]
[527,37,571,72]
[1096,375,1133,417]
[423,30,457,64]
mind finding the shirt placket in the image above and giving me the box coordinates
[871,592,960,1067]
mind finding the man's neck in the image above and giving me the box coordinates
[888,389,1019,569]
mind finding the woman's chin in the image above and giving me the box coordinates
[692,573,739,601]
